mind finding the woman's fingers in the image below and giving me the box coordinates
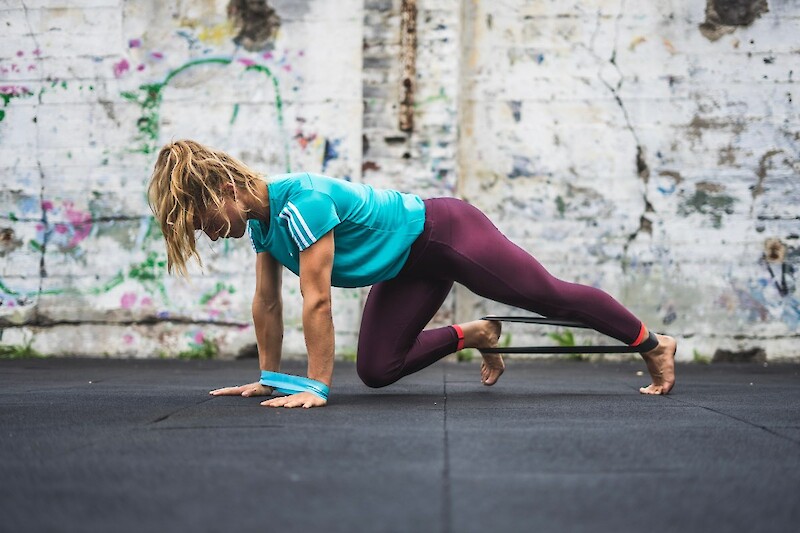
[209,386,245,396]
[210,382,271,396]
[260,392,326,409]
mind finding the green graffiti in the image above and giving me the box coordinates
[121,58,290,171]
[87,272,126,295]
[199,281,236,305]
[555,196,566,218]
[678,190,736,229]
[129,251,166,281]
[143,216,163,243]
[415,87,448,108]
[230,102,240,124]
[0,270,125,299]
[129,251,168,302]
[0,87,34,123]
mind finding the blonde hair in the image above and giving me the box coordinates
[147,140,264,277]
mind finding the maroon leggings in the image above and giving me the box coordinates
[356,198,655,388]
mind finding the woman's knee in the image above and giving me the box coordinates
[356,360,398,389]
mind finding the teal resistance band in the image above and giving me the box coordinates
[260,371,330,401]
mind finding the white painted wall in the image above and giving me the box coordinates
[1,0,797,361]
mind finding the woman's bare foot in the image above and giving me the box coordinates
[639,334,677,395]
[457,319,505,386]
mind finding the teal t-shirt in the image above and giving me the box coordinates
[247,173,426,288]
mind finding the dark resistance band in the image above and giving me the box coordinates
[477,316,658,354]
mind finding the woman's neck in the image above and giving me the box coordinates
[244,179,270,221]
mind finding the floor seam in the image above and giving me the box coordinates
[663,394,800,447]
[442,369,451,533]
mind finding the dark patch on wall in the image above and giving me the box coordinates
[718,144,736,166]
[636,145,650,182]
[0,227,22,255]
[699,0,769,41]
[362,161,381,173]
[751,149,784,200]
[227,0,281,51]
[236,343,258,359]
[659,170,684,184]
[678,188,736,228]
[712,347,766,363]
[508,100,522,123]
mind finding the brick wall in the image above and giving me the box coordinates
[1,0,797,360]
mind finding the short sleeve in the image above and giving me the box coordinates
[279,190,341,251]
[247,219,269,253]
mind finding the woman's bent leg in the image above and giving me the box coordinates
[357,275,456,388]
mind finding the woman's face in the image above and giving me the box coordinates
[195,197,247,241]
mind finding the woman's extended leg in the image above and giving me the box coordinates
[401,198,676,394]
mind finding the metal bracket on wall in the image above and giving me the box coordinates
[478,315,642,354]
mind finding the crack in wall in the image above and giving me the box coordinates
[583,0,654,259]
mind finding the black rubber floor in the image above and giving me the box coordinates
[1,358,799,533]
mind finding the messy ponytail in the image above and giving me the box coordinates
[147,140,264,277]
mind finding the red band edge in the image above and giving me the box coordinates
[452,324,465,351]
[631,323,648,346]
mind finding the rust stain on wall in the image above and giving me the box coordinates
[0,228,22,255]
[399,0,417,132]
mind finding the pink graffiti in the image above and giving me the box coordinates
[63,201,92,248]
[193,331,205,345]
[238,58,255,67]
[0,85,32,97]
[16,50,24,57]
[113,59,130,78]
[32,49,41,56]
[128,38,142,48]
[120,292,137,309]
[141,297,153,307]
[123,334,134,345]
[150,52,164,60]
[136,64,145,71]
[41,200,53,211]
[54,224,68,234]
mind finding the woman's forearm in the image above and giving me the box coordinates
[302,298,335,387]
[252,297,283,372]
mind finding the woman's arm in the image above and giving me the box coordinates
[252,251,284,372]
[261,231,334,408]
[209,251,283,397]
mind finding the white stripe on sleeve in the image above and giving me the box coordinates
[279,211,309,249]
[285,201,317,246]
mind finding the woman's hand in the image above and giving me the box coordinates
[209,382,274,397]
[260,392,327,409]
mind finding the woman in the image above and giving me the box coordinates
[148,140,677,408]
